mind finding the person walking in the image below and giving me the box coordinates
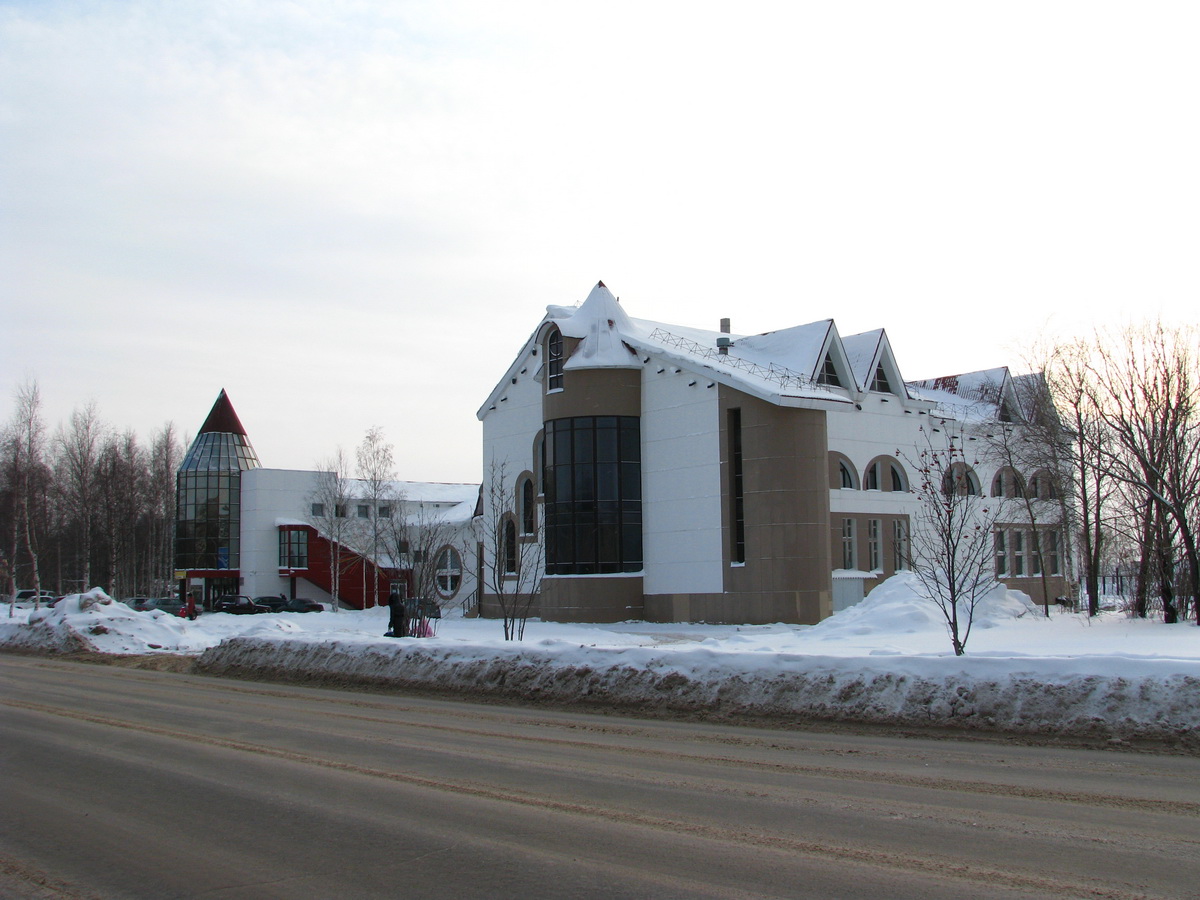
[386,589,406,637]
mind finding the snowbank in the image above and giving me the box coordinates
[4,580,1198,747]
[196,633,1199,746]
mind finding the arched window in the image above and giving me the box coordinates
[865,462,880,491]
[546,327,564,391]
[435,547,463,597]
[865,456,907,492]
[503,520,518,574]
[520,477,535,534]
[1028,469,1057,500]
[991,467,1024,499]
[830,452,858,490]
[943,463,981,497]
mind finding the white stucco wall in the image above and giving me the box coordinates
[240,468,325,601]
[641,367,724,595]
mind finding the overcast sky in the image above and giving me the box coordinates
[3,1,1198,484]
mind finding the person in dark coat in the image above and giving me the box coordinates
[386,590,407,637]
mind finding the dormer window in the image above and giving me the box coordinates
[870,363,892,393]
[817,354,841,388]
[547,327,564,391]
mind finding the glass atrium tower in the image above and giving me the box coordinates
[175,390,260,601]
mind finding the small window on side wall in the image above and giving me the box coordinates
[521,478,535,534]
[547,327,564,391]
[503,520,518,574]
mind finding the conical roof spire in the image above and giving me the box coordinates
[198,388,248,436]
[180,390,260,472]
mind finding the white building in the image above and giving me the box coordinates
[176,392,479,611]
[476,282,1067,624]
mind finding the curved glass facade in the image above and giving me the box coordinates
[543,416,641,575]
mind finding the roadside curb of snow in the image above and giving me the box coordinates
[196,636,1200,748]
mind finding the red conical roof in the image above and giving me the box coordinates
[198,389,248,436]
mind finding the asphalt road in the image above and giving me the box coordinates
[2,654,1198,900]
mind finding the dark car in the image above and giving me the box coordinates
[131,596,183,613]
[214,595,270,615]
[282,597,323,613]
[253,595,289,613]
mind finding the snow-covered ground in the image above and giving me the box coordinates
[4,576,1198,746]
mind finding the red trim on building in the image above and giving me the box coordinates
[281,525,411,610]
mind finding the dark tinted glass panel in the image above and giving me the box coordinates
[543,416,641,574]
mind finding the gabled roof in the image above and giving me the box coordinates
[731,320,837,384]
[842,329,910,399]
[840,330,884,389]
[479,283,936,418]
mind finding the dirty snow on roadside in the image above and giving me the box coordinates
[3,578,1197,744]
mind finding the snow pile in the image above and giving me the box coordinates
[810,573,1039,639]
[197,631,1199,745]
[0,589,320,655]
[4,579,1199,745]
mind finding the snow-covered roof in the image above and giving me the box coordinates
[479,282,1029,420]
[479,282,873,416]
[905,367,1015,422]
[840,330,884,388]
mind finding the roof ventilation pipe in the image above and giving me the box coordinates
[718,318,732,355]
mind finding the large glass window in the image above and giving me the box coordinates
[543,416,641,574]
[279,529,309,569]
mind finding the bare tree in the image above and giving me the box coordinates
[901,424,1003,656]
[1084,323,1200,623]
[97,429,146,598]
[54,402,106,592]
[983,375,1070,617]
[402,504,460,604]
[355,426,396,609]
[1043,339,1115,617]
[309,450,355,612]
[147,423,182,595]
[480,460,543,641]
[5,380,50,611]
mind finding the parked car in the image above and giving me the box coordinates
[214,595,270,615]
[252,595,289,613]
[13,589,59,607]
[131,596,183,613]
[282,597,323,613]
